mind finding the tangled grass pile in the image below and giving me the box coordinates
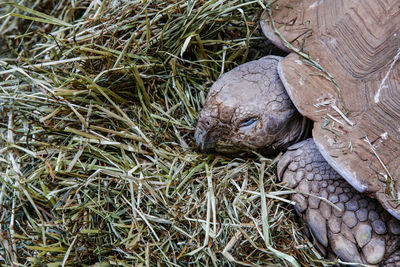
[0,1,329,266]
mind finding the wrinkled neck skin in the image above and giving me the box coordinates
[271,114,312,153]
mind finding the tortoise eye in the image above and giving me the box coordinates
[239,118,258,128]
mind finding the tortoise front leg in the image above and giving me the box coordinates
[277,138,400,265]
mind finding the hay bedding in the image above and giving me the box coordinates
[0,1,329,266]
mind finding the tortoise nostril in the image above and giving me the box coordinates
[198,119,212,131]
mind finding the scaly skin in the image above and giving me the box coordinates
[195,56,400,265]
[279,139,400,265]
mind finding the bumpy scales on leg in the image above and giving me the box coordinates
[278,139,400,265]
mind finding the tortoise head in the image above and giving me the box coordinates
[195,56,307,154]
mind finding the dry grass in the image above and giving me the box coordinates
[0,1,331,266]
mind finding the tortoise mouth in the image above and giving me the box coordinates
[196,137,280,156]
[195,125,244,154]
[194,126,217,152]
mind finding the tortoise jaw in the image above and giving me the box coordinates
[194,126,215,152]
[195,124,240,153]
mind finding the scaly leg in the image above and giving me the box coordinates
[278,138,400,265]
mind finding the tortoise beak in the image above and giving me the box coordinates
[194,126,215,151]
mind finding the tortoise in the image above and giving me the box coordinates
[194,0,400,265]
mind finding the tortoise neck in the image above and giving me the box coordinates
[294,116,313,143]
[273,114,312,152]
